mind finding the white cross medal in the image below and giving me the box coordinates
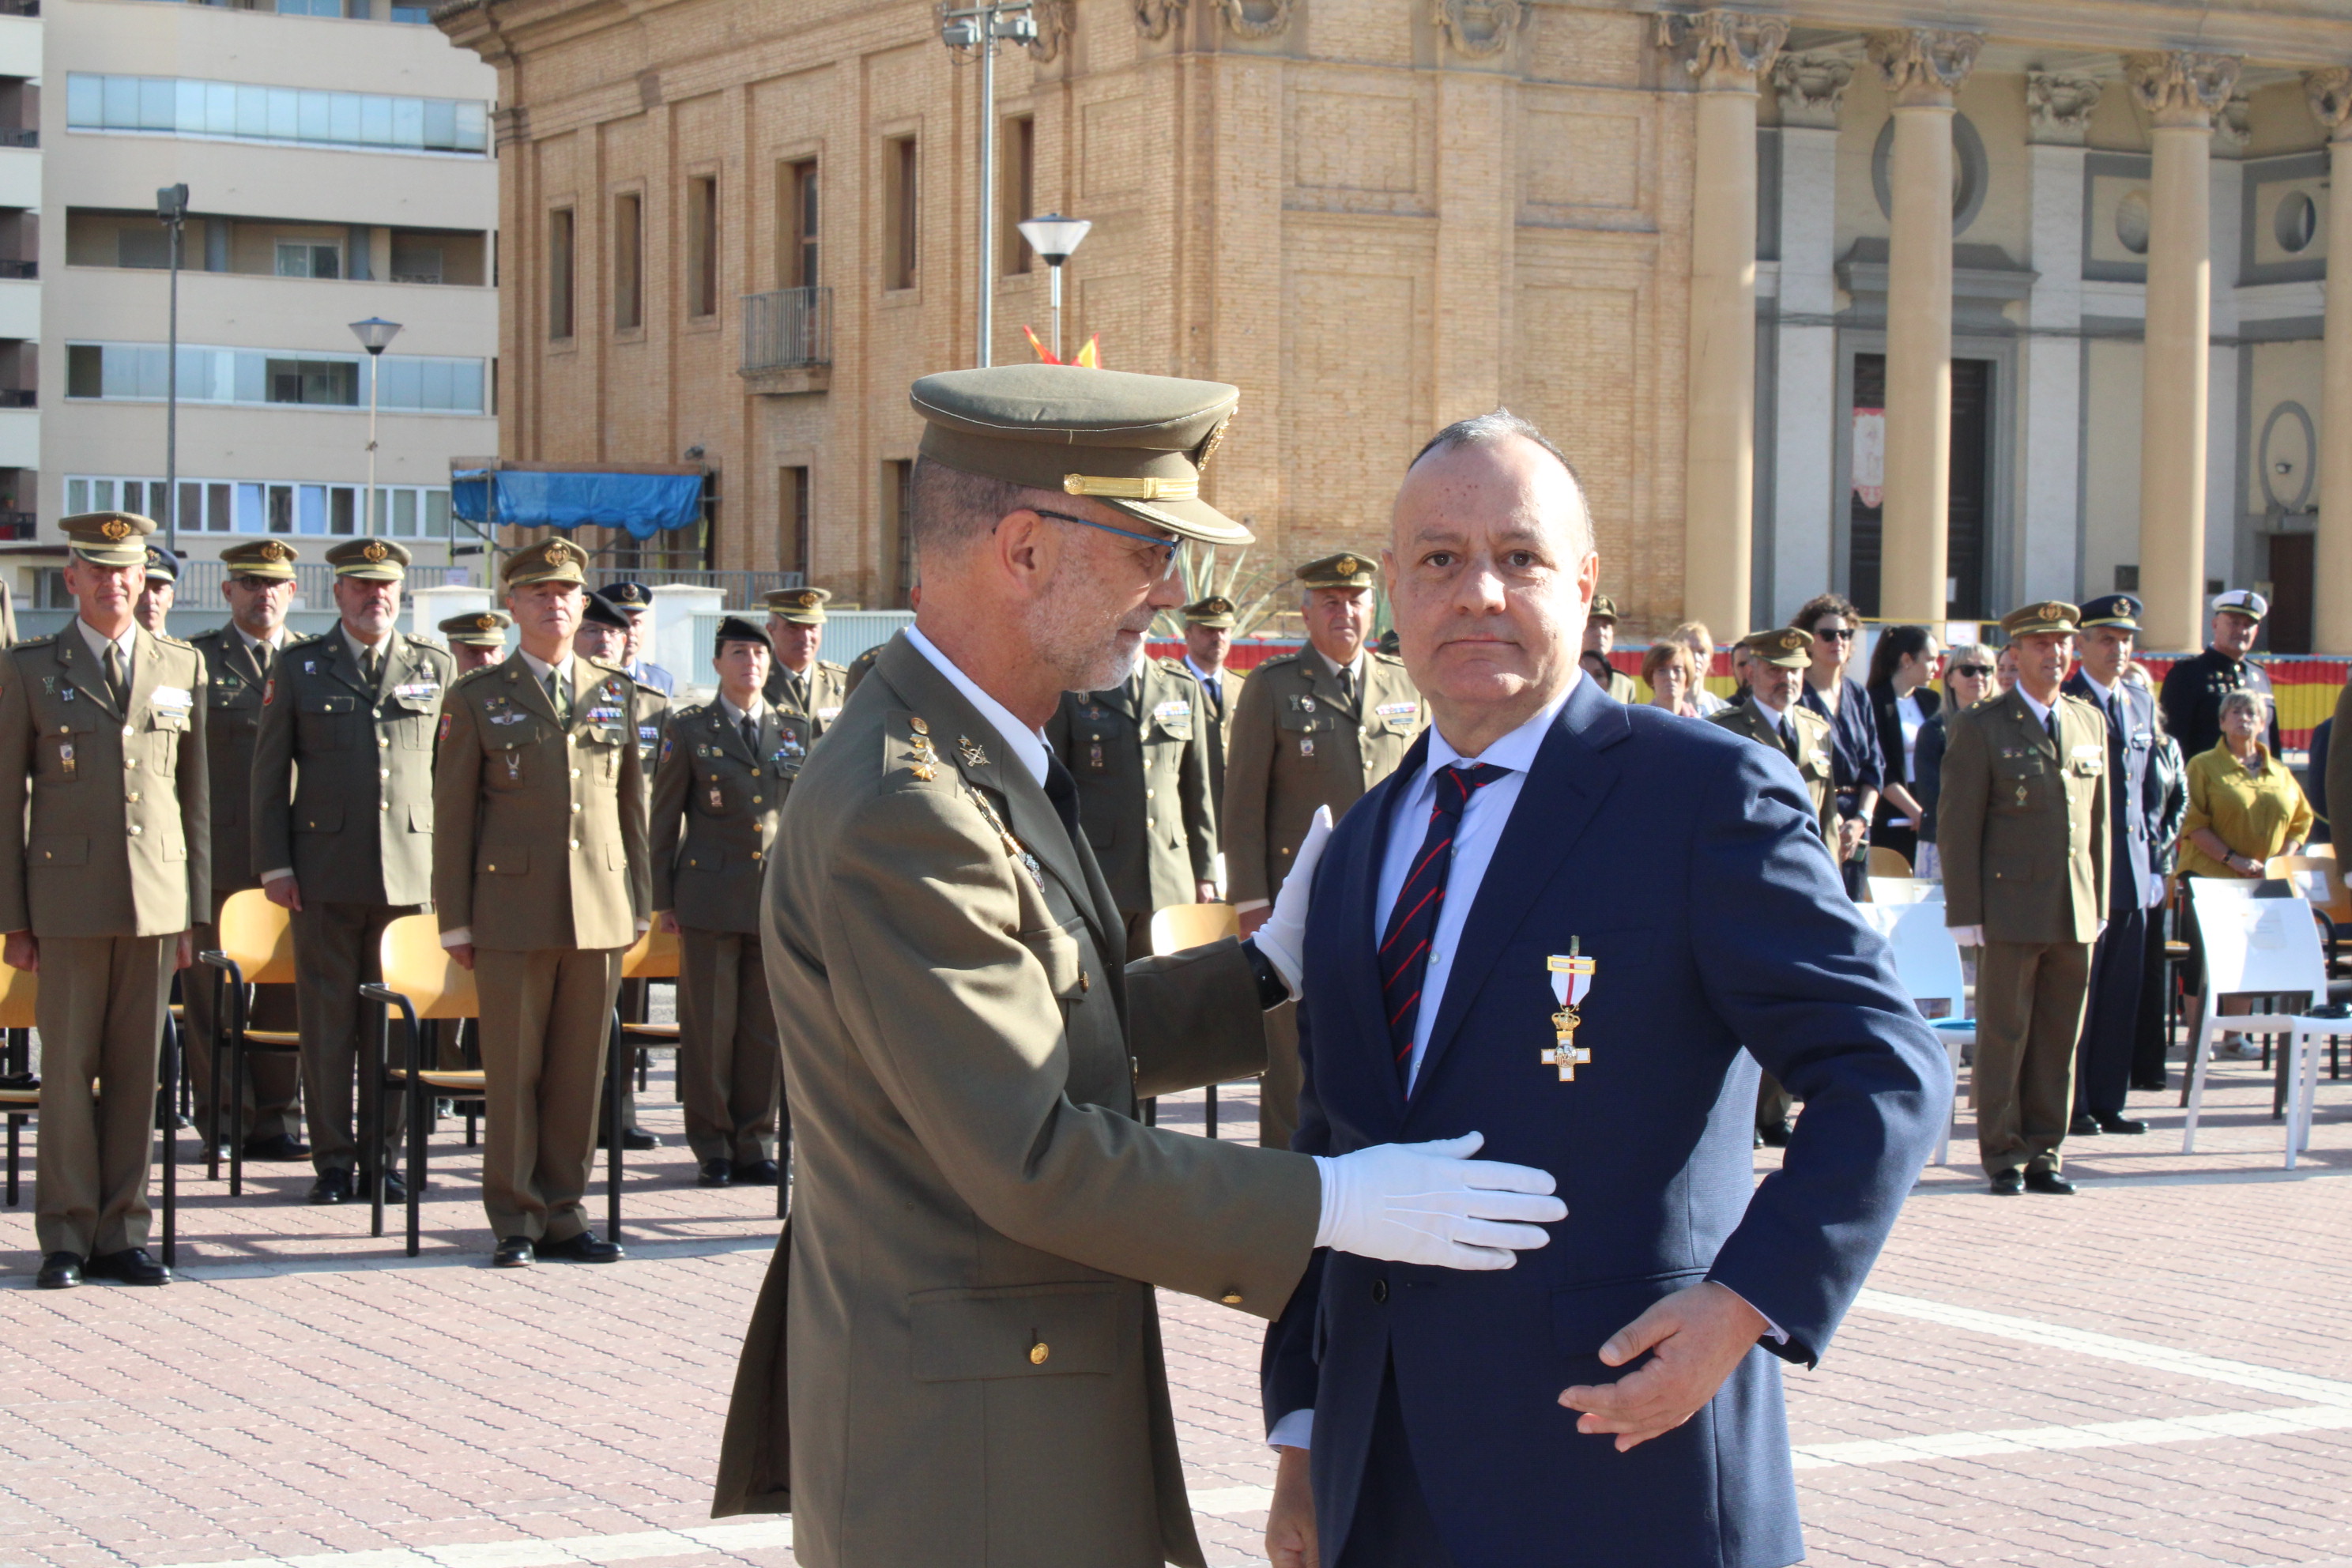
[1543,939,1595,1081]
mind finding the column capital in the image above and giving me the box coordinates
[1867,28,1981,108]
[1656,11,1788,92]
[2122,51,2241,130]
[1773,51,1854,129]
[2307,66,2352,142]
[2026,72,2105,146]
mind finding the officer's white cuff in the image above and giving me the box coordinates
[261,869,294,885]
[1234,899,1270,915]
[1267,1408,1313,1450]
[440,927,472,948]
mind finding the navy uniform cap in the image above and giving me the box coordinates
[2078,594,2141,630]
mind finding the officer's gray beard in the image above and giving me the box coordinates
[1026,569,1153,693]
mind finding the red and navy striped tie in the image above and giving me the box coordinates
[1379,762,1508,1088]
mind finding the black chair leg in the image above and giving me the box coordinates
[366,999,386,1241]
[407,1058,426,1258]
[6,1112,18,1206]
[205,969,225,1182]
[160,1017,178,1270]
[605,1012,624,1244]
[1205,1083,1218,1140]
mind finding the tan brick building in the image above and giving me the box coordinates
[438,0,2352,651]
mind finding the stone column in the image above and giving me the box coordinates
[2310,69,2352,654]
[2125,50,2238,650]
[1663,11,1787,638]
[1768,51,1853,624]
[2018,74,2102,603]
[1868,28,1981,622]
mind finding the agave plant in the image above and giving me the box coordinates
[1150,547,1291,639]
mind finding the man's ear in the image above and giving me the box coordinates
[995,507,1056,590]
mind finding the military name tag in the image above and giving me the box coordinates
[394,680,441,702]
[1376,700,1419,724]
[586,704,626,725]
[1153,699,1192,722]
[817,705,842,723]
[152,685,194,713]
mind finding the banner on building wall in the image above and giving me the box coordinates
[1851,408,1886,510]
[450,469,704,541]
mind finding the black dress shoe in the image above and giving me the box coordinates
[1752,1129,1764,1149]
[492,1236,535,1268]
[243,1133,312,1162]
[1989,1169,2025,1196]
[2070,1112,2101,1136]
[698,1159,733,1187]
[2025,1168,2077,1196]
[2132,1074,2169,1092]
[171,1111,194,1131]
[733,1159,782,1185]
[85,1247,171,1285]
[1758,1119,1794,1148]
[2095,1113,2148,1135]
[36,1252,82,1289]
[541,1230,624,1264]
[307,1170,353,1204]
[595,1128,661,1152]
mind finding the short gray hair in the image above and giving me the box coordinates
[909,457,1061,561]
[1408,408,1592,558]
[2218,688,2270,723]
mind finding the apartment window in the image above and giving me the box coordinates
[782,465,810,579]
[779,159,818,289]
[1003,115,1033,274]
[274,240,341,279]
[64,74,488,156]
[266,358,360,405]
[548,207,575,340]
[116,228,169,269]
[686,175,719,319]
[884,136,918,291]
[612,192,643,331]
[69,474,452,537]
[63,341,487,413]
[884,459,915,608]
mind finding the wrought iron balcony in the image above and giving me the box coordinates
[740,286,831,394]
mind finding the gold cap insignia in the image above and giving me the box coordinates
[1780,631,1804,651]
[910,716,930,737]
[474,614,497,631]
[1194,414,1232,473]
[259,541,289,563]
[1336,556,1359,577]
[100,518,130,542]
[2041,602,2065,621]
[361,541,389,563]
[549,540,582,567]
[795,591,819,608]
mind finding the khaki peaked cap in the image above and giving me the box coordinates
[326,537,410,580]
[60,511,156,567]
[765,586,831,624]
[504,536,589,587]
[1295,553,1378,590]
[1183,595,1236,628]
[222,538,300,581]
[2001,601,2080,638]
[1739,627,1814,669]
[440,609,511,646]
[909,364,1250,546]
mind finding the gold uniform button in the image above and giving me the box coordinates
[751,794,762,805]
[570,801,582,812]
[1145,788,1155,800]
[379,737,390,749]
[568,839,580,850]
[122,724,134,737]
[373,707,383,718]
[126,758,139,770]
[751,850,763,861]
[1028,1342,1050,1366]
[127,825,142,836]
[379,801,390,811]
[1077,968,1091,993]
[126,791,140,803]
[1220,1291,1243,1306]
[379,768,390,780]
[570,768,581,779]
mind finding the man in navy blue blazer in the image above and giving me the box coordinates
[1259,412,1950,1568]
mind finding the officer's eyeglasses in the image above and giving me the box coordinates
[1031,507,1193,582]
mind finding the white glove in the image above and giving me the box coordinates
[1314,1132,1566,1272]
[2145,872,2169,910]
[1251,805,1332,1001]
[1948,925,1985,947]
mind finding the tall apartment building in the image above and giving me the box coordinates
[20,0,496,609]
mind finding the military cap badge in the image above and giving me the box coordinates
[259,541,290,563]
[1336,556,1359,578]
[361,541,389,564]
[100,518,130,542]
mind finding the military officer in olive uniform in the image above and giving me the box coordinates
[1940,601,2110,1196]
[839,642,883,699]
[185,538,306,1161]
[252,538,453,1204]
[578,590,665,1149]
[441,609,511,675]
[650,617,801,1187]
[1585,593,1639,703]
[134,545,178,635]
[1,511,211,1289]
[1223,551,1421,1148]
[1182,594,1245,816]
[435,537,650,1266]
[1709,626,1841,1144]
[763,586,850,735]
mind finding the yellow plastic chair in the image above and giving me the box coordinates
[1148,903,1244,1137]
[360,913,488,1255]
[619,923,683,1076]
[1866,845,1914,882]
[197,888,304,1193]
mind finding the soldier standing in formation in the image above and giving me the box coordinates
[1581,592,1638,702]
[1708,626,1840,1146]
[135,545,178,635]
[2159,589,2278,761]
[1180,594,1242,816]
[1045,643,1218,960]
[440,609,511,675]
[1939,601,2109,1197]
[576,589,665,1150]
[434,537,649,1267]
[763,586,849,734]
[649,617,799,1188]
[252,538,452,1205]
[1223,552,1421,1149]
[184,539,306,1163]
[596,579,677,695]
[2,511,209,1289]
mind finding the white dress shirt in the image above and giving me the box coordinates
[905,625,1051,787]
[77,616,136,681]
[1183,654,1226,709]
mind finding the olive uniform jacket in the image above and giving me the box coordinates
[650,699,811,933]
[1707,697,1840,845]
[1222,648,1421,906]
[1043,658,1217,924]
[432,655,651,952]
[1193,664,1243,815]
[0,627,211,938]
[714,633,1321,1568]
[629,680,670,776]
[250,628,452,906]
[190,626,277,916]
[1936,688,2110,944]
[765,658,850,737]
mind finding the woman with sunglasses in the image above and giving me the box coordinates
[1792,594,1886,899]
[1911,646,2000,880]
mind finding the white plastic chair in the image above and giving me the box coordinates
[1868,877,1944,906]
[1860,902,1971,1166]
[2181,886,2330,1164]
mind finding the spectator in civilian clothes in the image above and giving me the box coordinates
[1913,643,1997,881]
[1641,640,1702,718]
[1792,593,1885,899]
[1669,621,1729,716]
[2128,662,2189,1091]
[2181,689,2314,1057]
[1867,625,1944,872]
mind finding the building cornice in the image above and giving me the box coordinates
[1632,0,2352,66]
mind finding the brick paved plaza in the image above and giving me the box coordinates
[4,1050,2349,1568]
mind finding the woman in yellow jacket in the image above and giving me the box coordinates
[2180,689,2314,880]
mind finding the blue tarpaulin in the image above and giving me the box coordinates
[450,469,703,541]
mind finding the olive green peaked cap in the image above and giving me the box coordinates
[60,511,156,567]
[908,364,1250,547]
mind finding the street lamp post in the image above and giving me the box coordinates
[156,184,187,553]
[348,317,402,538]
[1016,213,1091,360]
[939,1,1036,368]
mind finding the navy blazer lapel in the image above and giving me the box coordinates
[1343,729,1432,1127]
[1408,679,1633,1102]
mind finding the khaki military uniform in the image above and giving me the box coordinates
[1939,688,2110,1177]
[1192,662,1243,819]
[650,699,807,1166]
[1221,646,1421,1148]
[841,644,883,700]
[714,635,1317,1567]
[184,624,301,1145]
[610,677,671,1137]
[0,625,210,1257]
[764,658,849,737]
[251,628,451,1180]
[434,654,650,1242]
[1044,658,1217,961]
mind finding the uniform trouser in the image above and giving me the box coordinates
[1121,908,1155,967]
[35,934,175,1257]
[1260,1000,1302,1152]
[2074,906,2149,1118]
[2132,907,2175,1086]
[1975,939,2094,1176]
[183,912,301,1145]
[677,926,782,1166]
[475,945,624,1244]
[290,901,414,1176]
